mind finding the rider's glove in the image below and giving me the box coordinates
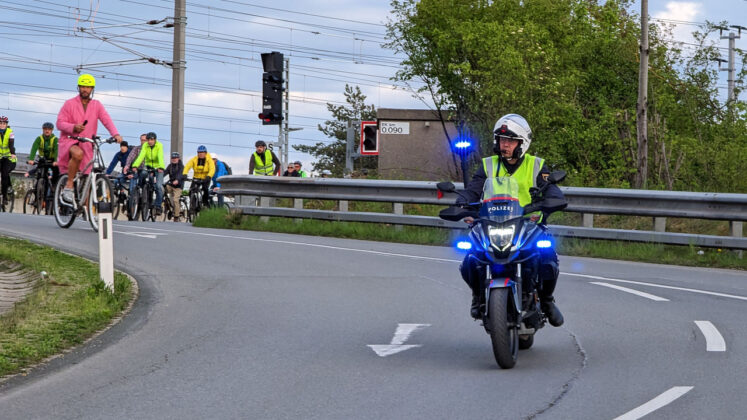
[529,187,543,203]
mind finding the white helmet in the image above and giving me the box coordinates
[211,153,219,161]
[493,114,532,158]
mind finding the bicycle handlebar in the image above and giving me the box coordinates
[67,135,118,144]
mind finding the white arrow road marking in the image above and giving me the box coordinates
[590,282,669,301]
[567,273,747,302]
[694,321,726,352]
[614,386,693,420]
[116,231,168,239]
[368,323,430,357]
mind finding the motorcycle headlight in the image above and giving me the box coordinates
[487,225,515,251]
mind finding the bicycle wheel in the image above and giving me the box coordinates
[23,189,36,214]
[53,175,76,228]
[7,189,14,213]
[162,192,172,222]
[179,196,188,222]
[128,185,140,221]
[35,178,45,215]
[111,186,120,220]
[88,175,113,232]
[140,183,151,222]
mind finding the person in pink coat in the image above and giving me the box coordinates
[56,73,123,204]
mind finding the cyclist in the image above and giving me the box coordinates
[127,132,165,216]
[249,140,280,175]
[56,74,122,204]
[164,151,185,222]
[211,153,228,207]
[0,115,17,209]
[123,134,147,204]
[293,161,308,178]
[27,122,60,186]
[183,145,215,208]
[105,140,130,190]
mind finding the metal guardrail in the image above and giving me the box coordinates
[218,176,747,250]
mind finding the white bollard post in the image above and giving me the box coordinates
[98,202,115,292]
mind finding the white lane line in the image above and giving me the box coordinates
[566,273,747,302]
[614,386,693,420]
[694,321,726,352]
[590,282,669,301]
[112,223,461,263]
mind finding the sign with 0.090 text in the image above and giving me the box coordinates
[379,121,410,135]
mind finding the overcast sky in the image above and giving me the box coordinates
[3,1,745,173]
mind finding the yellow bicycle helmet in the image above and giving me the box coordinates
[77,74,96,87]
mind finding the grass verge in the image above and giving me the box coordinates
[0,236,134,378]
[195,207,746,270]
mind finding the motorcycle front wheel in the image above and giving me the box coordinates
[487,288,519,369]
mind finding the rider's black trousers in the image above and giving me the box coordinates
[460,250,559,300]
[0,158,14,201]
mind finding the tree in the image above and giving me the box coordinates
[385,0,747,192]
[293,85,377,177]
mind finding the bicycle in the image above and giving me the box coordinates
[109,174,130,220]
[139,166,159,222]
[209,189,232,212]
[23,157,55,215]
[126,170,142,221]
[162,183,188,222]
[52,135,117,232]
[0,186,14,213]
[186,177,208,223]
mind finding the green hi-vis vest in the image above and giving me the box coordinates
[482,154,544,207]
[39,135,57,159]
[253,150,274,175]
[299,170,308,178]
[0,128,13,157]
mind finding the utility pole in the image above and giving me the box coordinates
[171,0,186,157]
[281,57,290,169]
[719,26,745,103]
[636,0,649,189]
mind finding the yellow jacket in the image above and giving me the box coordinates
[183,153,215,180]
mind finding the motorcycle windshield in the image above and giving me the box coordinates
[479,176,523,222]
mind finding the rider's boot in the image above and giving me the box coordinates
[470,290,481,319]
[540,297,564,327]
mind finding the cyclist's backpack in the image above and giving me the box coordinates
[223,162,233,175]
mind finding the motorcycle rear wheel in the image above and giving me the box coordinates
[488,288,519,369]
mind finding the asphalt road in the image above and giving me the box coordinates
[0,212,746,419]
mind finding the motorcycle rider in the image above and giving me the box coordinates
[457,114,565,326]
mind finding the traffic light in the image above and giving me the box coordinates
[258,52,284,125]
[360,121,378,155]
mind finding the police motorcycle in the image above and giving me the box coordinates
[437,170,567,369]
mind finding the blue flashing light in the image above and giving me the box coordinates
[454,141,471,149]
[456,241,473,250]
[537,240,552,249]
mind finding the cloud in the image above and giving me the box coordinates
[653,1,703,42]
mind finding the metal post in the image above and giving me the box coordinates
[171,0,186,158]
[635,0,649,189]
[393,202,404,231]
[582,213,594,228]
[731,221,743,259]
[345,121,354,178]
[654,217,666,232]
[97,202,114,291]
[728,32,736,102]
[283,58,290,170]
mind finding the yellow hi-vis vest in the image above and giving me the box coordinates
[482,154,544,208]
[0,128,13,158]
[253,150,274,175]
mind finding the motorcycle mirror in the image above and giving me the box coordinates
[436,181,456,193]
[548,170,566,184]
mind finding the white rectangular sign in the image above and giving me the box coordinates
[379,121,410,135]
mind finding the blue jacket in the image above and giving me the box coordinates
[106,149,131,175]
[212,160,228,188]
